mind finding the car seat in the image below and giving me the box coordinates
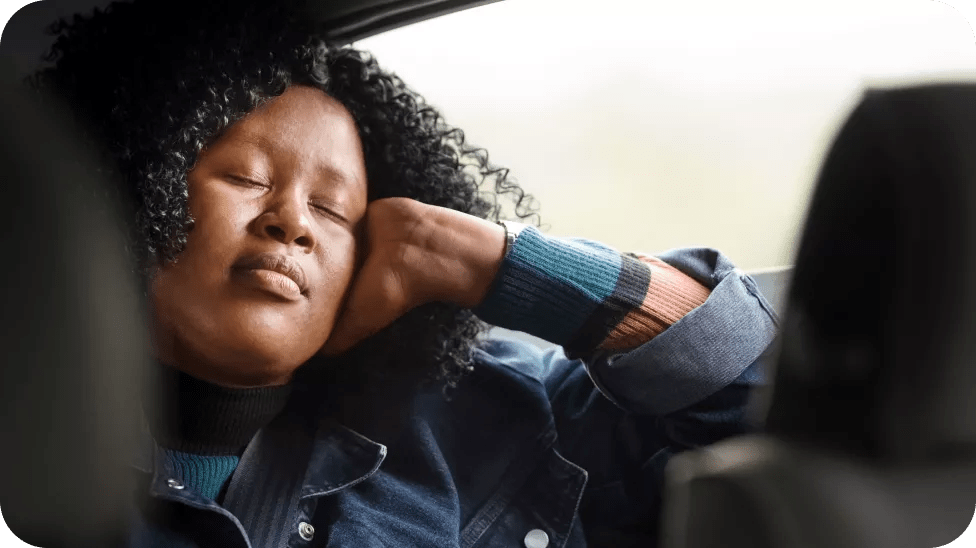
[659,84,976,548]
[0,58,148,548]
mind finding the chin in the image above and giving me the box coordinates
[152,299,330,387]
[167,331,317,389]
[189,349,301,388]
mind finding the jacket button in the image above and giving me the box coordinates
[524,529,549,548]
[166,479,184,490]
[298,522,315,541]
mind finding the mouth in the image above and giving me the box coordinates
[232,252,309,301]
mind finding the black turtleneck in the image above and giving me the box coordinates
[142,364,295,502]
[147,363,293,456]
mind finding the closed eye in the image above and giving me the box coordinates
[226,174,348,223]
[310,201,348,223]
[227,174,270,189]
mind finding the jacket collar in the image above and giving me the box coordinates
[300,418,388,499]
[131,402,388,500]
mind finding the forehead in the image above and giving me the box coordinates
[242,86,358,140]
[209,86,367,187]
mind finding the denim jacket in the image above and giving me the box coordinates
[127,231,779,548]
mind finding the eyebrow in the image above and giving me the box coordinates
[235,132,362,189]
[315,160,360,189]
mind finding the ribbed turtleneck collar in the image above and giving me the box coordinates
[147,363,293,456]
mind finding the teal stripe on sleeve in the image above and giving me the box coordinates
[474,226,624,346]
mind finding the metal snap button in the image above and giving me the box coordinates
[524,528,549,548]
[298,521,315,541]
[166,479,184,490]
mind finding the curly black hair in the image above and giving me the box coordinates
[33,0,540,395]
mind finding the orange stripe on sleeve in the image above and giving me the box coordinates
[600,256,712,351]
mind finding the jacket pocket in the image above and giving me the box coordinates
[461,447,589,548]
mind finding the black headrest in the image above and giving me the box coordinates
[0,58,148,547]
[764,84,976,464]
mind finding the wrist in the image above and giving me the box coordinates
[414,205,506,308]
[444,209,507,308]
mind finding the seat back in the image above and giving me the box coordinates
[0,59,148,547]
[661,84,976,548]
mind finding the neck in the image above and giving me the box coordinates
[146,362,294,455]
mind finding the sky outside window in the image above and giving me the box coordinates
[358,0,976,269]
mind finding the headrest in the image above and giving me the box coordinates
[0,59,148,546]
[763,84,976,464]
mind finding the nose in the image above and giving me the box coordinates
[254,188,317,250]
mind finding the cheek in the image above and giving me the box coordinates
[148,257,214,326]
[317,239,359,315]
[185,199,244,250]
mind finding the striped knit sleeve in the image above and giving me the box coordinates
[472,225,711,357]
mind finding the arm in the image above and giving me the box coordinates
[320,197,778,434]
[473,224,778,419]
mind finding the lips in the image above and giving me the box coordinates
[232,252,309,299]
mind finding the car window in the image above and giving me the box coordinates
[357,0,976,270]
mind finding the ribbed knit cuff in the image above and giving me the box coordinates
[473,226,630,349]
[600,256,712,350]
[473,227,712,356]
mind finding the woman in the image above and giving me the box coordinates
[36,1,778,546]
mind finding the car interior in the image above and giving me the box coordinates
[0,1,973,546]
[659,83,976,548]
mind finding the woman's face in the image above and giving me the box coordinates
[150,86,368,387]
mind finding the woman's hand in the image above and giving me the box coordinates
[318,197,506,356]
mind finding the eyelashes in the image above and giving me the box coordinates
[309,201,348,223]
[226,174,269,189]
